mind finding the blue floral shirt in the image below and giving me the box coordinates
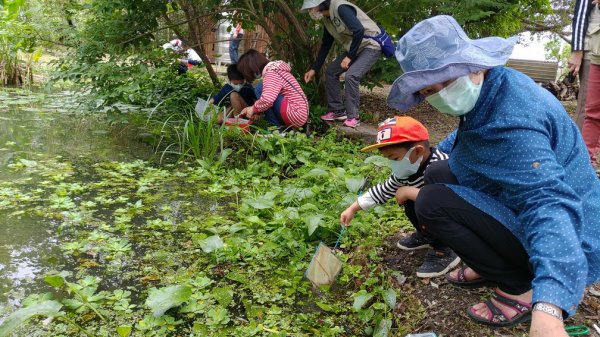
[446,66,600,317]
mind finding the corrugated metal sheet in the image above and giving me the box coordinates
[506,59,559,83]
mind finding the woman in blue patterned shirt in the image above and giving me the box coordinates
[387,15,600,337]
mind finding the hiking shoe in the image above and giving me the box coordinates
[320,111,347,121]
[343,118,360,128]
[416,248,461,278]
[396,232,433,251]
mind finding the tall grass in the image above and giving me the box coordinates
[152,103,233,165]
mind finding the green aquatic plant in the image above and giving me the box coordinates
[1,121,420,336]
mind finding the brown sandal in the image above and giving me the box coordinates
[467,290,532,327]
[446,266,496,289]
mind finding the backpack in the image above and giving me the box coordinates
[365,27,396,58]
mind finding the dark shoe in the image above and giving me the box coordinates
[467,290,532,327]
[446,266,496,289]
[416,248,461,278]
[396,232,432,251]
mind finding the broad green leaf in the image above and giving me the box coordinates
[116,326,132,337]
[200,235,224,253]
[345,177,365,193]
[357,308,374,322]
[305,214,323,236]
[0,301,62,337]
[352,291,373,311]
[145,285,192,317]
[373,318,392,337]
[364,155,389,167]
[331,167,346,178]
[245,196,274,209]
[212,287,234,307]
[382,289,396,308]
[44,275,64,288]
[304,168,328,177]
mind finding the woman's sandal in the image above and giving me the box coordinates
[467,290,532,328]
[446,266,496,289]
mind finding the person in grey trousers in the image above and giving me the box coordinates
[301,0,382,128]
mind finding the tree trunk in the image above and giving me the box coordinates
[175,0,220,88]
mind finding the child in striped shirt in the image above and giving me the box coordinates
[340,116,459,278]
[236,49,309,130]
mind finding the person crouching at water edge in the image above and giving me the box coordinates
[236,49,309,131]
[386,15,600,336]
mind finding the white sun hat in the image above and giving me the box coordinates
[300,0,322,12]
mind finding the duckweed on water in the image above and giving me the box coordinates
[0,94,423,336]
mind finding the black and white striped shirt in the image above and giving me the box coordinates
[572,0,597,51]
[357,147,449,210]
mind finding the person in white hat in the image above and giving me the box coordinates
[301,0,382,128]
[389,15,600,337]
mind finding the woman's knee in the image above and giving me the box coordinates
[414,184,445,221]
[423,160,457,185]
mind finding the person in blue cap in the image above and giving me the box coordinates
[387,15,600,336]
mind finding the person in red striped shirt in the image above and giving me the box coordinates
[237,49,309,130]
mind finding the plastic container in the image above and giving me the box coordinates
[224,117,252,132]
[405,333,437,337]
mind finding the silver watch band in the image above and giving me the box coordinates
[533,302,563,321]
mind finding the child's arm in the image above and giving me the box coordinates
[395,186,420,205]
[340,201,361,227]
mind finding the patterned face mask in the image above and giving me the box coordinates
[426,75,483,116]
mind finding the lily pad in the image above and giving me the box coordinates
[145,285,192,317]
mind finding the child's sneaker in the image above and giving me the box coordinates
[396,232,432,251]
[343,118,360,128]
[321,111,347,121]
[416,247,461,278]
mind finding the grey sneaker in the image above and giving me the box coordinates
[416,248,461,278]
[396,232,432,251]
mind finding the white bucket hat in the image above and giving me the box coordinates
[387,15,517,111]
[300,0,322,12]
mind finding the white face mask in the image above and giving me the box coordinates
[389,147,423,179]
[230,83,243,92]
[425,74,483,116]
[309,10,323,21]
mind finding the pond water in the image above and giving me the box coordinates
[0,89,153,308]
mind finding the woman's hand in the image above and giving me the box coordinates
[568,51,583,75]
[304,69,316,83]
[340,202,361,227]
[340,57,352,70]
[395,186,419,205]
[529,311,567,337]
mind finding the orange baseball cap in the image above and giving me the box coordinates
[361,116,429,152]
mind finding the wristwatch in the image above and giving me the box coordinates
[532,302,563,321]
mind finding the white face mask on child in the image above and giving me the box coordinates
[230,83,243,92]
[389,147,423,179]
